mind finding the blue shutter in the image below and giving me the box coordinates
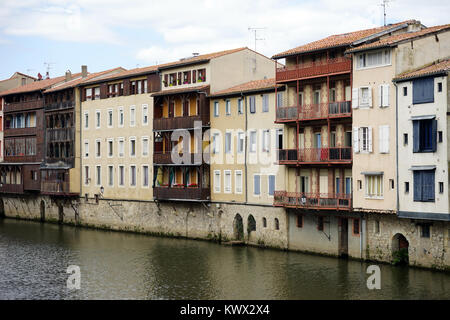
[431,119,437,152]
[424,171,435,201]
[413,171,422,201]
[269,175,275,196]
[413,78,434,104]
[413,120,420,153]
[254,175,260,195]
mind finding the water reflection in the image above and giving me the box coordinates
[0,219,449,300]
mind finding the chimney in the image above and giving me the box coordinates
[192,53,199,57]
[37,73,43,81]
[45,71,50,79]
[81,65,88,78]
[65,70,72,82]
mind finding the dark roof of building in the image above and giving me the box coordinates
[393,59,450,82]
[209,78,280,97]
[151,85,210,97]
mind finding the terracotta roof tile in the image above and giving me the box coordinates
[346,24,450,53]
[210,78,279,97]
[80,65,158,85]
[151,85,210,97]
[0,73,81,96]
[272,20,417,59]
[393,59,450,81]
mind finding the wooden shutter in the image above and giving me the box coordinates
[187,71,191,84]
[425,171,435,201]
[164,74,168,87]
[368,86,373,107]
[382,84,389,107]
[100,83,107,99]
[123,79,130,96]
[269,175,275,196]
[192,70,196,83]
[431,119,437,152]
[379,125,389,153]
[413,120,420,152]
[413,171,421,201]
[353,127,359,153]
[368,126,373,152]
[352,88,358,108]
[81,88,86,102]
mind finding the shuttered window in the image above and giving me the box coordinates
[378,125,389,154]
[224,170,231,193]
[413,119,437,152]
[379,84,389,107]
[214,170,221,193]
[413,77,434,104]
[249,96,256,113]
[254,174,261,195]
[262,94,269,112]
[414,170,435,202]
[268,175,275,196]
[235,170,243,194]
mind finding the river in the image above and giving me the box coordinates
[0,218,449,300]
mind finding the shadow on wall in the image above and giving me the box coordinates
[0,199,4,218]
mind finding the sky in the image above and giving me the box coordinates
[0,0,448,80]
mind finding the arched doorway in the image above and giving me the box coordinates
[233,214,244,241]
[40,200,45,222]
[392,233,409,265]
[0,199,5,218]
[247,215,256,234]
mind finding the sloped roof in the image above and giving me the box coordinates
[151,85,210,97]
[272,20,418,59]
[45,67,125,93]
[0,73,81,97]
[0,72,36,83]
[210,78,280,97]
[80,65,158,86]
[393,59,450,82]
[346,24,450,54]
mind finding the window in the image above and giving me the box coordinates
[439,182,444,194]
[413,77,434,104]
[142,104,148,125]
[108,165,114,186]
[357,49,391,69]
[142,137,149,156]
[212,133,220,154]
[96,166,101,186]
[237,132,244,154]
[84,112,89,129]
[313,90,320,105]
[355,126,372,153]
[107,109,113,127]
[94,87,100,99]
[214,101,219,117]
[225,132,231,154]
[390,179,394,190]
[225,100,231,115]
[353,219,360,235]
[119,166,125,186]
[403,87,408,96]
[262,130,270,152]
[235,170,243,194]
[438,131,443,143]
[142,165,149,187]
[214,170,221,193]
[413,119,437,153]
[249,96,256,113]
[84,141,89,158]
[130,138,136,156]
[95,111,101,128]
[404,133,408,145]
[359,87,372,107]
[263,217,267,228]
[420,224,431,238]
[130,165,136,186]
[375,220,380,234]
[250,131,257,153]
[118,138,124,157]
[414,170,435,202]
[296,215,303,228]
[84,166,90,185]
[358,180,362,190]
[130,106,136,126]
[108,139,113,157]
[262,94,269,112]
[268,175,275,196]
[277,92,284,107]
[118,107,124,127]
[86,88,93,101]
[299,176,309,193]
[274,218,279,230]
[438,82,442,92]
[379,84,389,107]
[317,216,324,231]
[224,170,231,193]
[405,182,409,193]
[365,174,383,198]
[96,140,101,158]
[253,174,261,195]
[238,98,243,114]
[378,125,389,153]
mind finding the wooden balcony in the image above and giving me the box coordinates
[46,128,74,142]
[41,180,76,196]
[276,101,351,122]
[45,101,75,111]
[153,186,210,201]
[276,57,351,82]
[4,127,38,137]
[0,183,24,194]
[154,152,203,165]
[153,115,209,131]
[278,147,352,165]
[274,191,351,211]
[4,100,43,113]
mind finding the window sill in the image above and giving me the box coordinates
[365,196,384,200]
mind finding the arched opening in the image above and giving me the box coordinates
[274,218,280,230]
[0,199,5,218]
[392,233,409,265]
[233,214,244,241]
[247,215,256,234]
[262,217,267,228]
[40,200,45,222]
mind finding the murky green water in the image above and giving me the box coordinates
[0,218,448,300]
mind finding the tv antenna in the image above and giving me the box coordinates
[380,0,393,26]
[248,27,266,52]
[44,62,55,78]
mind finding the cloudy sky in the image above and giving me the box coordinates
[0,0,448,79]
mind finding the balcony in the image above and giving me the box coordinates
[276,101,351,122]
[45,101,75,111]
[278,147,352,165]
[4,127,38,137]
[276,57,351,82]
[274,191,351,211]
[0,183,24,194]
[4,100,43,113]
[154,152,203,165]
[41,180,75,196]
[153,186,210,201]
[153,115,209,131]
[46,128,74,142]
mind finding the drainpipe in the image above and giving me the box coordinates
[243,92,248,204]
[394,82,399,215]
[79,87,83,197]
[360,214,365,260]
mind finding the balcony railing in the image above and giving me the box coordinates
[46,128,74,142]
[278,147,352,164]
[274,191,351,210]
[276,101,352,122]
[45,101,75,111]
[0,183,24,194]
[4,100,43,113]
[154,152,203,165]
[276,57,351,82]
[153,114,209,131]
[4,126,37,137]
[41,180,71,195]
[153,186,210,201]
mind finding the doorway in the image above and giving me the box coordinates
[233,214,244,241]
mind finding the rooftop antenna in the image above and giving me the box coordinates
[44,62,55,78]
[380,0,393,26]
[248,27,266,52]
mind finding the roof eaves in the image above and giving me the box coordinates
[352,22,410,46]
[209,85,282,98]
[393,70,449,83]
[158,58,210,71]
[272,44,348,60]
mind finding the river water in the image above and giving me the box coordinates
[0,218,449,300]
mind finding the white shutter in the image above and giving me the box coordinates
[382,84,389,107]
[368,126,373,152]
[352,88,359,109]
[379,125,389,153]
[353,127,359,153]
[378,85,383,107]
[378,125,385,153]
[368,86,373,108]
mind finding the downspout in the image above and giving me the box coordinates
[394,81,399,214]
[79,87,83,197]
[243,92,248,204]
